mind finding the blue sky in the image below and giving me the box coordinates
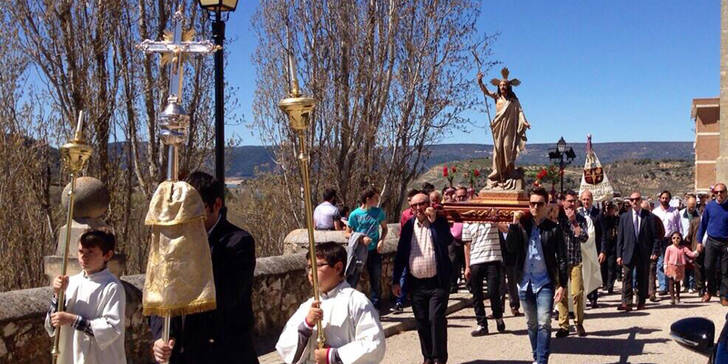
[223,1,719,146]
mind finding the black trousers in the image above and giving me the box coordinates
[600,252,617,291]
[694,253,706,294]
[410,275,449,362]
[449,243,465,289]
[470,261,503,326]
[622,255,649,306]
[500,264,520,310]
[704,236,728,297]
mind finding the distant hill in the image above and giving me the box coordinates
[227,142,694,177]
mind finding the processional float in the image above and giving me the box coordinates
[443,67,531,223]
[51,111,92,363]
[136,6,220,363]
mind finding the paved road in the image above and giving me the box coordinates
[383,282,725,364]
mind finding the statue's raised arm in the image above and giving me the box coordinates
[477,72,497,100]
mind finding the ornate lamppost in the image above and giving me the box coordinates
[548,136,576,194]
[198,0,238,189]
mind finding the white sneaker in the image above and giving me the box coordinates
[689,289,695,294]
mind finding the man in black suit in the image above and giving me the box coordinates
[151,171,258,364]
[392,192,453,364]
[616,191,661,311]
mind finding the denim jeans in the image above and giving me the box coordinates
[396,268,408,305]
[657,252,666,291]
[685,268,695,290]
[366,250,382,308]
[519,283,554,364]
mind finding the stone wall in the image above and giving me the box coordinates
[0,224,400,364]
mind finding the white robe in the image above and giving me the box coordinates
[579,214,603,295]
[276,281,385,364]
[45,268,126,364]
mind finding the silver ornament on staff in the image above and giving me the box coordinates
[137,6,220,363]
[51,111,92,363]
[279,49,325,348]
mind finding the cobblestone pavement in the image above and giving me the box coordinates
[383,282,725,364]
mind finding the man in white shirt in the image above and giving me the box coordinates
[651,190,682,298]
[314,188,343,230]
[276,242,385,364]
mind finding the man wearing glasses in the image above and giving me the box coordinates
[616,192,661,311]
[392,193,454,364]
[501,188,567,364]
[696,183,728,305]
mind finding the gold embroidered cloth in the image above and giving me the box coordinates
[142,181,216,316]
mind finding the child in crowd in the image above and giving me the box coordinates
[664,231,699,305]
[276,242,385,363]
[45,228,126,364]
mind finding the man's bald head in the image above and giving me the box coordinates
[580,190,593,210]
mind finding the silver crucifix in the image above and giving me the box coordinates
[137,6,219,180]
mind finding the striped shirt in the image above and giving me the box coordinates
[409,219,438,278]
[462,222,503,265]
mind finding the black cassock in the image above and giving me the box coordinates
[151,207,258,364]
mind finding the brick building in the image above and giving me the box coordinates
[691,98,719,194]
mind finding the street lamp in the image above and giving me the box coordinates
[198,0,238,192]
[548,136,576,194]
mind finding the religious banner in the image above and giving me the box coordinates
[579,134,614,202]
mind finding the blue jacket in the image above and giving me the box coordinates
[393,216,453,289]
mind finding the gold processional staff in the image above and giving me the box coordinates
[51,111,92,363]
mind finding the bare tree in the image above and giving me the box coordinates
[1,0,226,288]
[252,0,495,223]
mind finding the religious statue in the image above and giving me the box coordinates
[477,67,531,190]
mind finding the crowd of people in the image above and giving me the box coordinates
[43,173,728,364]
[302,182,728,364]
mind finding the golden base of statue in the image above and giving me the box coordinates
[444,170,529,223]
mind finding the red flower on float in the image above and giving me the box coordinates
[537,168,548,180]
[474,169,480,177]
[452,166,456,173]
[443,165,448,177]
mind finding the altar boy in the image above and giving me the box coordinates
[276,242,385,364]
[45,228,126,364]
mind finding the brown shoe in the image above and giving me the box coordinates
[576,324,587,337]
[721,298,728,307]
[511,307,523,317]
[637,303,646,310]
[617,304,632,312]
[702,294,712,302]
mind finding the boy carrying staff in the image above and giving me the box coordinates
[45,228,126,364]
[276,242,386,364]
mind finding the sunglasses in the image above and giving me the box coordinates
[529,201,545,207]
[629,197,641,202]
[715,189,727,194]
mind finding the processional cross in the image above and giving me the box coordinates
[137,7,220,172]
[136,7,219,364]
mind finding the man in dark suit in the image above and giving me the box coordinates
[151,171,258,364]
[392,192,453,364]
[616,191,661,311]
